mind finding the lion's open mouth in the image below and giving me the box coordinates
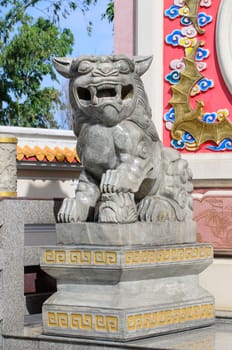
[77,84,133,105]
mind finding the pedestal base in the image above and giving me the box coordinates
[41,223,214,341]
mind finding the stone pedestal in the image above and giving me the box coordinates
[41,222,214,341]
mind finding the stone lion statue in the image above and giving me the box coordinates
[53,55,193,223]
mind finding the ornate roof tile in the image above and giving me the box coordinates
[17,145,80,163]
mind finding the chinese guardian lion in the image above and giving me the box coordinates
[54,55,193,224]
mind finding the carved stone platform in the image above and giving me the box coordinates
[40,222,214,341]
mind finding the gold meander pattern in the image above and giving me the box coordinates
[47,312,118,332]
[127,304,214,332]
[125,245,212,265]
[44,250,66,264]
[44,249,118,265]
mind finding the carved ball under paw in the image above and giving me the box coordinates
[98,192,137,223]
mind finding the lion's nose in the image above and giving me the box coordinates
[93,64,118,77]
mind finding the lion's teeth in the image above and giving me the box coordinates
[115,85,122,98]
[89,87,98,105]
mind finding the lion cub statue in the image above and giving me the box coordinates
[54,55,193,224]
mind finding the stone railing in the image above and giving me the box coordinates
[0,198,60,345]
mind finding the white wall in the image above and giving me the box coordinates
[136,0,164,140]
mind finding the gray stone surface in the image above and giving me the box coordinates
[42,278,214,340]
[41,236,214,340]
[0,200,24,333]
[24,224,56,246]
[0,199,58,336]
[24,246,42,266]
[56,221,196,246]
[3,318,232,350]
[17,199,60,225]
[54,55,193,224]
[41,243,212,283]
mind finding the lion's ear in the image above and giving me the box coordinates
[133,56,153,76]
[53,57,73,78]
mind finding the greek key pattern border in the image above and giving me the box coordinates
[47,311,119,333]
[42,244,213,267]
[127,303,214,332]
[43,249,118,266]
[125,245,213,266]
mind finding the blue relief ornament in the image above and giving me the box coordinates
[198,12,212,27]
[207,139,232,151]
[164,108,176,123]
[180,16,192,26]
[182,132,195,143]
[202,112,217,123]
[165,5,181,19]
[198,78,214,92]
[165,70,180,84]
[165,29,183,46]
[196,47,209,61]
[171,139,186,149]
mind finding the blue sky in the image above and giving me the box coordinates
[29,0,114,127]
[62,0,114,56]
[29,0,114,55]
[56,0,114,126]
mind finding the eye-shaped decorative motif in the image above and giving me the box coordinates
[115,60,130,74]
[78,60,93,74]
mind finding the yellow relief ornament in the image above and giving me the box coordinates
[165,0,232,151]
[169,41,232,150]
[184,0,205,35]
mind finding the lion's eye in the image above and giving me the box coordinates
[78,60,92,74]
[116,60,130,74]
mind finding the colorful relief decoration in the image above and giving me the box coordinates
[127,303,214,332]
[194,193,232,252]
[164,0,232,152]
[16,145,80,163]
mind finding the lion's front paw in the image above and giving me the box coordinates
[100,169,139,193]
[138,197,176,222]
[100,170,121,193]
[57,197,90,223]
